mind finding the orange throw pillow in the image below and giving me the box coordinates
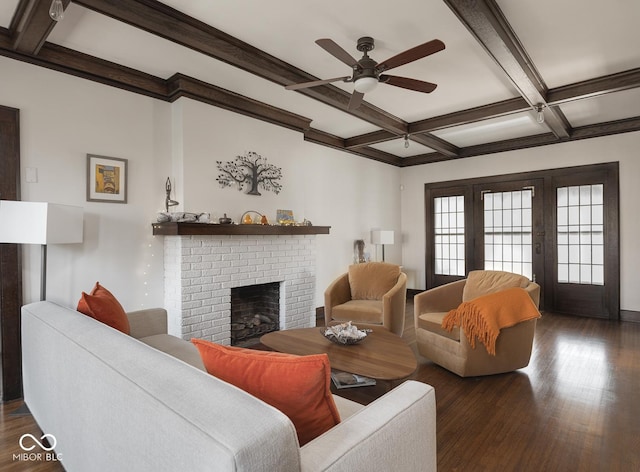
[191,339,340,446]
[77,282,130,335]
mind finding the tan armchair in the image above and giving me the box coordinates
[414,270,540,377]
[324,262,408,336]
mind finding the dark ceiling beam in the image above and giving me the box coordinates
[547,67,640,105]
[345,130,396,149]
[569,115,640,140]
[167,74,311,133]
[410,97,529,133]
[410,134,459,157]
[304,129,401,166]
[346,101,529,150]
[10,0,70,54]
[348,67,640,148]
[400,116,640,167]
[73,0,411,136]
[0,28,168,98]
[443,0,571,140]
[343,128,459,157]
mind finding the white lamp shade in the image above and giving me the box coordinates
[371,230,394,245]
[0,201,83,245]
[354,76,378,94]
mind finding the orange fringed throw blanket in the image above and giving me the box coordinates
[441,287,540,356]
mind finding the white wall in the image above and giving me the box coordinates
[1,57,401,310]
[175,98,402,303]
[400,131,640,311]
[0,57,170,309]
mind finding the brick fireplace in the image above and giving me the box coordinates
[159,229,324,345]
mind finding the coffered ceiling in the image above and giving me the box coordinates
[1,0,639,167]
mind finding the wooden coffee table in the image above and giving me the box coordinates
[260,326,417,381]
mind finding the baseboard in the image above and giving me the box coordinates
[8,403,31,417]
[620,310,640,323]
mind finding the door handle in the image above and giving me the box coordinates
[535,242,542,254]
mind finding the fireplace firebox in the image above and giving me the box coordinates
[231,282,280,346]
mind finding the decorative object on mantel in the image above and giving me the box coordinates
[216,151,283,196]
[241,210,269,225]
[165,177,180,212]
[219,214,233,224]
[157,212,210,223]
[277,209,294,225]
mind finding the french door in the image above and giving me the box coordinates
[546,166,619,318]
[425,163,619,319]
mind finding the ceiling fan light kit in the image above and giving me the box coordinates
[286,36,445,110]
[354,76,378,93]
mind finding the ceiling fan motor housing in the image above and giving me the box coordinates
[356,36,375,53]
[354,37,379,81]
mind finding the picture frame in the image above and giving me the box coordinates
[86,154,128,203]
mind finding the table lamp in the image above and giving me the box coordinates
[370,229,394,262]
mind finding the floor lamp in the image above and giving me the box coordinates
[0,201,84,301]
[370,230,394,262]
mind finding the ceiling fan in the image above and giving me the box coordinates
[285,36,445,110]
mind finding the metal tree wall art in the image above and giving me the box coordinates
[216,151,283,196]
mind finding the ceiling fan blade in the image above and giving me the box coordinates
[285,76,350,90]
[348,91,365,110]
[380,75,438,93]
[316,39,359,67]
[377,39,445,72]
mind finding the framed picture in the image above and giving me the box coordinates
[86,154,128,203]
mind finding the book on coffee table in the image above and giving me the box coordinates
[331,370,376,389]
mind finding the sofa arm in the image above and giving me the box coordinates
[127,308,168,339]
[300,380,436,472]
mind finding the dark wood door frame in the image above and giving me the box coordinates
[0,105,22,401]
[424,162,620,319]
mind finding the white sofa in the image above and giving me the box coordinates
[21,301,437,471]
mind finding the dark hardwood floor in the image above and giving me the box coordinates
[1,303,639,471]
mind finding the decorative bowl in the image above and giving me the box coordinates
[322,322,369,345]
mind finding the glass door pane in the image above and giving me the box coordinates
[434,195,465,276]
[483,189,533,279]
[556,184,604,285]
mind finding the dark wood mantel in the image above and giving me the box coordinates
[152,222,331,236]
